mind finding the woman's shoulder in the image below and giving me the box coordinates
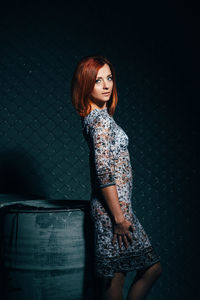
[82,108,112,128]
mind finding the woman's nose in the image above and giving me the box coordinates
[103,80,109,89]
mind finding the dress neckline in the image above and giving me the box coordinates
[86,107,108,117]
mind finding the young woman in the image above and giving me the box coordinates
[71,55,162,300]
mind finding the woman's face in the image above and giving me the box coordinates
[90,64,113,107]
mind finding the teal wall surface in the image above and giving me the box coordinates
[0,1,199,299]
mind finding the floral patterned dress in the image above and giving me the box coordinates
[81,107,161,278]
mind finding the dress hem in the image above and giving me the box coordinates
[95,257,161,278]
[94,245,161,278]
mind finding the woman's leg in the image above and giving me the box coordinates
[101,272,126,300]
[126,262,162,300]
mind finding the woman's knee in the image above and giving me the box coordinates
[100,272,126,290]
[112,272,126,288]
[136,262,162,281]
[152,262,162,277]
[144,261,162,280]
[103,272,126,291]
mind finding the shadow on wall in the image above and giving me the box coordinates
[0,149,46,198]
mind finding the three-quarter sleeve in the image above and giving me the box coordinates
[90,115,116,188]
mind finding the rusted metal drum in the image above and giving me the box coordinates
[0,198,93,300]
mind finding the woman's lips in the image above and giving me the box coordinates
[102,92,110,95]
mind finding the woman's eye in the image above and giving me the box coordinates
[95,76,112,83]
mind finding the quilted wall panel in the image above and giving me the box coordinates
[0,2,199,299]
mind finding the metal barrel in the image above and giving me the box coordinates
[0,198,94,300]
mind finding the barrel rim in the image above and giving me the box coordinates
[0,199,90,213]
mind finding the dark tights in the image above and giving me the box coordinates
[99,262,162,300]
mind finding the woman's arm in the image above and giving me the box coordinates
[101,185,124,223]
[90,114,135,249]
[101,184,135,249]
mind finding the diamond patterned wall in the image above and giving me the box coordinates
[0,1,199,299]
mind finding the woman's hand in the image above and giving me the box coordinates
[112,218,135,250]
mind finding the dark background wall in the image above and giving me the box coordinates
[0,1,199,299]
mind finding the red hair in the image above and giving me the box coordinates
[70,55,118,117]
